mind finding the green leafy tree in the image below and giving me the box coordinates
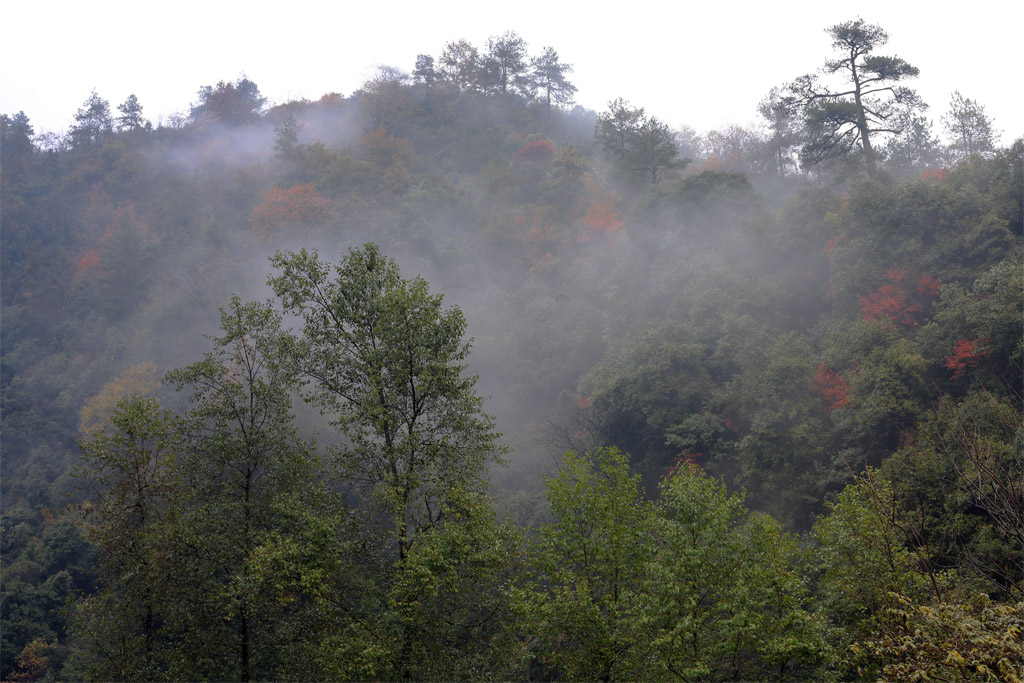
[883,113,943,176]
[385,489,529,680]
[644,463,825,681]
[787,19,924,178]
[411,54,437,87]
[267,244,506,560]
[758,87,802,177]
[115,94,150,133]
[162,296,319,681]
[861,592,1024,682]
[482,31,530,96]
[596,99,684,183]
[811,474,940,678]
[533,448,656,681]
[595,98,645,160]
[438,39,481,93]
[632,116,686,184]
[69,397,183,680]
[0,112,35,178]
[69,90,113,148]
[943,91,999,163]
[272,113,302,161]
[531,46,577,117]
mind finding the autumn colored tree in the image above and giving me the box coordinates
[578,175,623,241]
[514,139,555,165]
[814,364,851,410]
[249,184,328,238]
[78,362,160,436]
[944,338,987,378]
[858,283,920,327]
[190,76,265,126]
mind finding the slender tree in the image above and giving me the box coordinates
[116,94,150,133]
[531,46,577,117]
[942,91,998,162]
[267,244,505,560]
[70,90,113,148]
[482,31,530,96]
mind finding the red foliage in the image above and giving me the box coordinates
[944,338,987,378]
[858,284,921,328]
[666,452,703,478]
[250,184,328,237]
[74,249,101,282]
[814,364,851,410]
[577,395,591,410]
[514,140,556,165]
[723,416,738,431]
[917,274,942,297]
[921,167,949,180]
[883,267,906,283]
[824,233,846,257]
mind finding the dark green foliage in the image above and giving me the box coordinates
[786,19,924,178]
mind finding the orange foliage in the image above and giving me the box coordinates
[75,249,101,282]
[514,140,555,165]
[578,176,623,241]
[702,156,723,171]
[250,184,328,238]
[73,201,149,285]
[11,639,54,681]
[921,167,949,180]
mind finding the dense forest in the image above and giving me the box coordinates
[2,21,1022,681]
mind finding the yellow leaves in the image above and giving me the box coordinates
[78,361,160,436]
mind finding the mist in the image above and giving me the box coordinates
[2,26,1021,682]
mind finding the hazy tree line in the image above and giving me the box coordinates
[2,21,1021,681]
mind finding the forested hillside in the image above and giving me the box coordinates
[2,22,1021,681]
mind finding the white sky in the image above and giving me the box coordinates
[2,1,1021,144]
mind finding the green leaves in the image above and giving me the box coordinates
[534,448,654,681]
[532,449,824,680]
[268,244,504,558]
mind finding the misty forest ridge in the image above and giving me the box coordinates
[2,22,1021,682]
